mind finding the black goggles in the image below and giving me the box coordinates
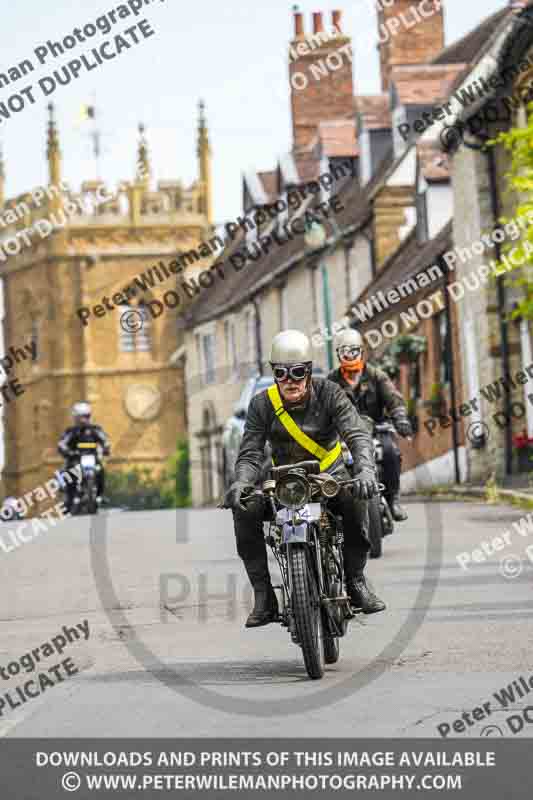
[338,345,363,360]
[272,363,311,382]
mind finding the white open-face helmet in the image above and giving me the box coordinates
[270,330,313,385]
[270,330,311,365]
[335,328,365,369]
[72,401,91,421]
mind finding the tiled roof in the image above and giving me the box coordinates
[352,220,453,317]
[391,64,469,106]
[355,95,391,130]
[432,8,510,66]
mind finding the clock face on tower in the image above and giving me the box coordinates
[124,384,162,421]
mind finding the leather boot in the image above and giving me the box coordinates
[390,495,408,522]
[348,575,386,614]
[245,584,279,628]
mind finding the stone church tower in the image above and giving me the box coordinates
[0,102,212,499]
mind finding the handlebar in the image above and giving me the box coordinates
[271,460,320,478]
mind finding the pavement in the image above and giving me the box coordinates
[405,475,533,508]
[0,499,532,738]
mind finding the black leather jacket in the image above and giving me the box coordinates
[234,377,374,485]
[328,364,408,429]
[58,424,110,463]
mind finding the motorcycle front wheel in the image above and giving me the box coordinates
[86,474,98,515]
[290,545,325,680]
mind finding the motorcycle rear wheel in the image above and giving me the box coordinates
[367,496,383,559]
[290,545,325,679]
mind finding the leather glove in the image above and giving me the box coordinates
[394,417,412,437]
[225,481,255,512]
[352,469,379,500]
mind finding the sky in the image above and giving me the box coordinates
[0,0,506,225]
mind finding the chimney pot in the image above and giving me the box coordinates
[313,12,324,34]
[332,10,342,30]
[294,10,304,37]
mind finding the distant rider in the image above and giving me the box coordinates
[328,329,412,522]
[58,402,110,512]
[225,330,385,628]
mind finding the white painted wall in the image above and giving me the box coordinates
[401,447,467,492]
[426,183,453,239]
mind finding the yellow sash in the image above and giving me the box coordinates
[267,384,342,472]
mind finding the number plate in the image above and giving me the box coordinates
[80,454,96,467]
[276,504,321,544]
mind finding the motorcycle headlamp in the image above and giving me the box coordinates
[275,473,310,510]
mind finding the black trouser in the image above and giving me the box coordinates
[378,431,402,504]
[232,485,370,588]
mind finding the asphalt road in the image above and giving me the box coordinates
[1,499,532,738]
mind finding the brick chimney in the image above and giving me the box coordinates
[289,9,355,153]
[378,0,445,92]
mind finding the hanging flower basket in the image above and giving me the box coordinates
[514,430,533,473]
[389,334,427,364]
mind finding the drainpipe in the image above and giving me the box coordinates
[440,256,461,484]
[252,297,263,375]
[461,137,513,476]
[487,146,513,476]
[321,262,334,370]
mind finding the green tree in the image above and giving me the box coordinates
[160,438,191,508]
[106,439,191,510]
[492,101,533,320]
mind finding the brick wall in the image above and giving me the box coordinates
[289,10,355,152]
[378,0,445,91]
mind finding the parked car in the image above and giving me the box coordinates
[222,375,275,491]
[221,368,325,491]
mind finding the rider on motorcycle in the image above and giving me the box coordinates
[58,402,110,513]
[225,329,385,628]
[328,329,412,522]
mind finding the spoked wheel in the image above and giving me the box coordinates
[290,545,325,680]
[322,607,340,664]
[321,564,344,663]
[367,496,384,559]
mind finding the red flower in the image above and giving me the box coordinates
[513,430,533,450]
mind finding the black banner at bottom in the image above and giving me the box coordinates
[0,739,531,798]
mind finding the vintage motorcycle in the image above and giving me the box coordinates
[242,459,359,680]
[70,442,102,515]
[341,425,394,560]
[366,422,395,559]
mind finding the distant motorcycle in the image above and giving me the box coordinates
[70,442,102,515]
[239,460,358,680]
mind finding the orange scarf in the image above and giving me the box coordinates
[340,360,364,386]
